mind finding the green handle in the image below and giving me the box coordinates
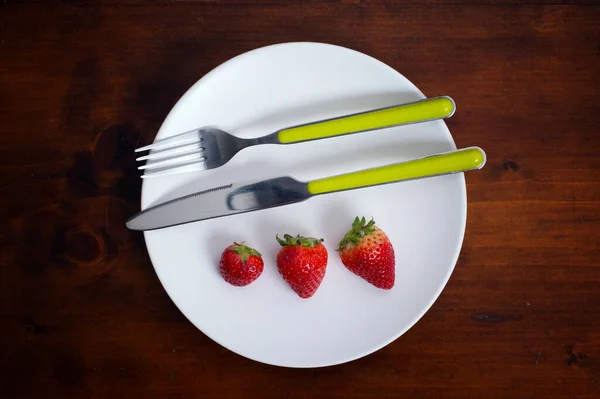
[306,147,486,195]
[276,96,455,144]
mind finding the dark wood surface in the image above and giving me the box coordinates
[2,1,600,398]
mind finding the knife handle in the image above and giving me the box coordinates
[306,147,486,195]
[276,96,455,144]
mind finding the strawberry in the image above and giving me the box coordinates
[337,217,395,289]
[276,234,328,298]
[219,242,264,287]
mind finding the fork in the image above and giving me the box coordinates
[136,96,455,178]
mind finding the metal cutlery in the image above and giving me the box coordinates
[136,96,455,178]
[126,146,486,231]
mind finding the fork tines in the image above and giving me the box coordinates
[135,129,206,177]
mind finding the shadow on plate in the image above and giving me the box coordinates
[287,139,452,180]
[230,91,425,137]
[146,138,451,210]
[146,160,274,207]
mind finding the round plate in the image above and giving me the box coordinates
[142,42,465,368]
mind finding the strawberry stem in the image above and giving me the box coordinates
[276,234,324,248]
[337,217,376,250]
[231,242,261,264]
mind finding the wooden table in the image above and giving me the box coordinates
[2,1,599,398]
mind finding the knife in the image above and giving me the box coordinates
[126,147,486,231]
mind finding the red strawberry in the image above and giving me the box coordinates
[338,217,395,289]
[276,234,328,298]
[219,242,264,287]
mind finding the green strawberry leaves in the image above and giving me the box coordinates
[337,216,377,250]
[231,242,262,264]
[276,234,324,248]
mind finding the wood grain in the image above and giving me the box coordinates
[1,1,599,398]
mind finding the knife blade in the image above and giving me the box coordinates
[126,177,310,231]
[126,147,486,231]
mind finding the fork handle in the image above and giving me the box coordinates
[306,147,486,195]
[276,96,455,144]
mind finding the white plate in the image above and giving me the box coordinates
[142,42,466,368]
